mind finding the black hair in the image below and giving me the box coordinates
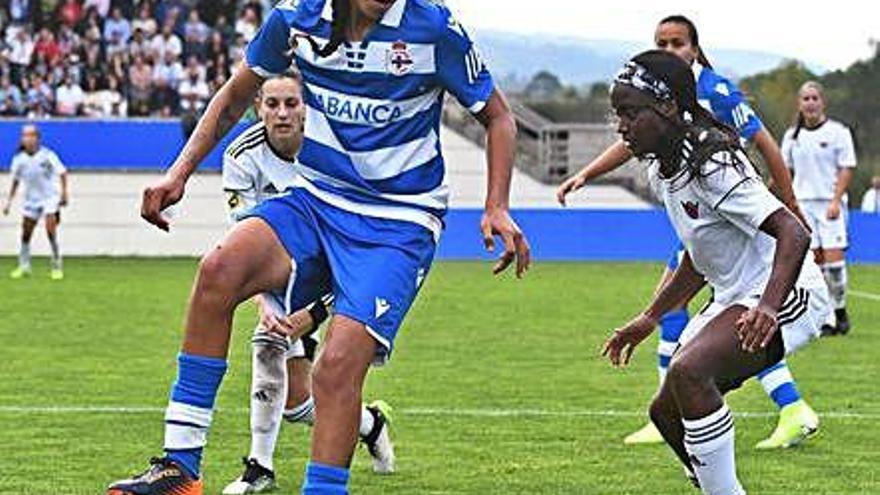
[658,15,713,69]
[627,50,744,182]
[792,80,825,140]
[297,0,351,58]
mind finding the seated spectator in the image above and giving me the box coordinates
[56,24,82,58]
[128,27,149,59]
[83,72,127,117]
[0,74,24,115]
[57,0,84,28]
[234,3,260,42]
[229,32,246,65]
[6,27,34,84]
[213,14,234,43]
[206,51,229,82]
[25,74,53,117]
[132,4,158,38]
[205,30,225,61]
[80,8,103,44]
[33,28,63,66]
[103,6,132,55]
[80,42,106,82]
[152,50,183,112]
[156,0,189,34]
[55,72,85,116]
[127,53,152,116]
[862,176,880,214]
[8,0,37,24]
[178,63,208,115]
[182,9,209,59]
[83,0,110,17]
[149,22,182,64]
[82,73,103,116]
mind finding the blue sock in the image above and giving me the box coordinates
[657,308,689,382]
[756,360,801,409]
[302,462,350,495]
[164,352,228,479]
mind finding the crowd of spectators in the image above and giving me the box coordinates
[0,0,273,118]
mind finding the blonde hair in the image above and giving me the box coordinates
[793,80,826,139]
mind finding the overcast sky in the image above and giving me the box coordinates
[444,0,879,71]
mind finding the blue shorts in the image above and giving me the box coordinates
[666,242,686,270]
[245,187,436,363]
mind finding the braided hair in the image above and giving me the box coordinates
[297,0,351,58]
[657,15,713,69]
[620,50,745,183]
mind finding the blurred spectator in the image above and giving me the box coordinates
[128,27,149,59]
[56,23,82,57]
[861,176,880,213]
[149,22,182,63]
[82,0,110,17]
[132,4,158,38]
[178,62,208,115]
[234,3,260,42]
[57,0,84,28]
[229,32,246,65]
[103,7,132,55]
[80,7,103,44]
[25,73,53,117]
[6,27,34,84]
[9,0,38,24]
[183,9,209,59]
[83,72,127,116]
[33,28,62,66]
[152,50,183,110]
[55,71,85,116]
[213,14,234,42]
[127,53,152,116]
[0,74,25,115]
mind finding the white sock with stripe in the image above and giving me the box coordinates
[248,329,289,472]
[683,404,746,495]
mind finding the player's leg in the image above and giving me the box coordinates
[662,305,784,494]
[10,211,37,278]
[108,218,296,495]
[44,211,63,279]
[821,248,849,334]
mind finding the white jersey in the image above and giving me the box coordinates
[781,119,856,201]
[9,147,66,206]
[222,122,301,222]
[649,145,825,305]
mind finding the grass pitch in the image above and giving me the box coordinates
[0,258,878,494]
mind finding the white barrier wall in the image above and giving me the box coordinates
[0,127,648,257]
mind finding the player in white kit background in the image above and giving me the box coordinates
[602,50,830,495]
[781,81,857,335]
[220,74,395,495]
[3,124,69,280]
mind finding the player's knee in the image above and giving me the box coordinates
[666,356,708,395]
[195,249,244,300]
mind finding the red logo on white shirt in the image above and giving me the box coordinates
[682,201,699,219]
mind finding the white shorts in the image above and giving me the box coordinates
[801,199,848,250]
[22,199,60,220]
[679,284,831,357]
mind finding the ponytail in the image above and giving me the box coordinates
[658,15,713,69]
[298,0,350,58]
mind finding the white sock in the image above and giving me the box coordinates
[48,235,61,269]
[822,261,848,310]
[682,404,746,495]
[283,396,315,426]
[19,241,31,270]
[248,329,289,472]
[359,405,375,438]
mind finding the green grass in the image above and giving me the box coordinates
[0,258,878,494]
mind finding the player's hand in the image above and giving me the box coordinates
[556,173,587,206]
[257,298,314,340]
[603,313,657,367]
[141,174,186,231]
[59,194,68,207]
[2,203,9,216]
[481,206,530,278]
[735,304,778,352]
[826,200,841,220]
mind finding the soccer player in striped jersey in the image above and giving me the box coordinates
[604,50,830,494]
[558,15,819,450]
[108,1,529,494]
[220,74,395,495]
[3,124,69,280]
[781,81,857,336]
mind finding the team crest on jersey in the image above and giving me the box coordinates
[682,200,699,219]
[386,41,414,76]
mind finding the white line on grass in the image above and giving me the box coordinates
[851,289,880,301]
[0,405,877,420]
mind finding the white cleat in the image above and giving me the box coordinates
[222,458,277,494]
[362,400,396,474]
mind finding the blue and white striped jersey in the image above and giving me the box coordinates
[693,62,763,142]
[246,0,494,236]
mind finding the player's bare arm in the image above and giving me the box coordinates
[736,207,810,352]
[828,168,853,220]
[59,171,69,207]
[3,179,18,215]
[475,89,531,278]
[604,252,706,366]
[557,140,632,205]
[141,63,263,231]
